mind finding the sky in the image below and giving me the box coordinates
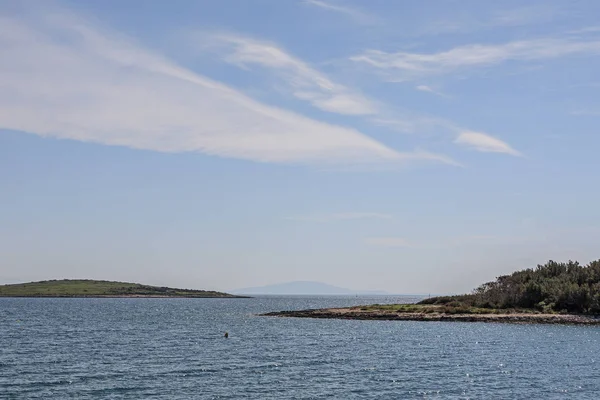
[1,0,600,294]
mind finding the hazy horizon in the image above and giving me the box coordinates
[2,0,599,294]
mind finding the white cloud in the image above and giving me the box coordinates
[0,10,451,166]
[194,34,493,164]
[351,38,600,80]
[287,212,392,222]
[416,85,448,97]
[416,85,435,93]
[568,26,600,35]
[205,34,377,115]
[365,237,413,247]
[454,131,521,156]
[303,0,377,25]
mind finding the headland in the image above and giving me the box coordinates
[0,279,247,298]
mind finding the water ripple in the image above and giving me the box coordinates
[2,296,600,399]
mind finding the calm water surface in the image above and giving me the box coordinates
[1,296,600,399]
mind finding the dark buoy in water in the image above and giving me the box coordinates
[224,332,229,338]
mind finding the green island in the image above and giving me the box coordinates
[0,279,246,298]
[263,260,600,325]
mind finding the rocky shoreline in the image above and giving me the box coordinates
[262,307,600,325]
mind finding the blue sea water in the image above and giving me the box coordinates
[1,296,600,399]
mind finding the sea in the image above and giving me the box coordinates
[1,295,600,399]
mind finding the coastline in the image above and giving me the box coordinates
[0,294,250,298]
[262,307,600,325]
[0,279,248,298]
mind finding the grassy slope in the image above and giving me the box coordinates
[0,279,241,298]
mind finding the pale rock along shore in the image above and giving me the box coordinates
[262,307,600,325]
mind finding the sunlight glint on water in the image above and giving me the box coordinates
[1,296,600,399]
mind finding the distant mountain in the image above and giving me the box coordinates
[232,281,388,295]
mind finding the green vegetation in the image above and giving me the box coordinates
[263,260,600,324]
[419,260,600,314]
[350,303,537,315]
[0,279,243,298]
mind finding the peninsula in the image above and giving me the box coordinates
[0,279,246,298]
[263,260,600,325]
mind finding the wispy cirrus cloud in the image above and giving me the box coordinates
[303,0,378,25]
[203,34,377,115]
[416,85,448,98]
[197,32,519,160]
[568,26,600,35]
[351,38,600,80]
[455,131,521,156]
[0,8,443,166]
[286,212,392,222]
[373,117,520,158]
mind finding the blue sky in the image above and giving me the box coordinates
[1,0,600,294]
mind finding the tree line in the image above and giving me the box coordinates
[419,260,600,314]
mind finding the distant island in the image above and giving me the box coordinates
[0,279,246,298]
[263,260,600,325]
[233,280,388,295]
